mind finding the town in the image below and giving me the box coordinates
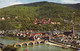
[0,29,80,51]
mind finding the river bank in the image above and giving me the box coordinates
[45,42,69,48]
[45,41,80,51]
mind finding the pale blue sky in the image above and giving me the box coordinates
[0,0,80,8]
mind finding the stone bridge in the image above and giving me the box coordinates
[13,40,48,47]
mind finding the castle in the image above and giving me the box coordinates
[34,18,60,25]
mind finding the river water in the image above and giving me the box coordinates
[0,37,75,51]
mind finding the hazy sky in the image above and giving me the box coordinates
[0,0,80,8]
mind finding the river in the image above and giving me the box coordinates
[0,37,75,51]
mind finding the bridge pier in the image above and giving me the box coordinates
[20,44,22,47]
[44,40,48,43]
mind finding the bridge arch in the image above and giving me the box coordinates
[14,44,22,48]
[40,41,45,43]
[35,41,40,45]
[22,43,27,47]
[28,42,34,46]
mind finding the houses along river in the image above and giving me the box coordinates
[0,37,75,51]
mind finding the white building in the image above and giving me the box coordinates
[1,17,5,20]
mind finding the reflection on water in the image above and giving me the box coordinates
[0,38,17,45]
[0,37,28,45]
[18,44,75,51]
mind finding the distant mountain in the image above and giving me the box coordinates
[61,3,80,10]
[16,1,80,10]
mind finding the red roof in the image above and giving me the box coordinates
[27,33,42,36]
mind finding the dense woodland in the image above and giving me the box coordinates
[0,2,80,31]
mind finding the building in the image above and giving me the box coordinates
[1,17,5,20]
[51,22,60,24]
[34,18,51,24]
[34,18,60,25]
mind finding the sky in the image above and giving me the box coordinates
[0,0,80,8]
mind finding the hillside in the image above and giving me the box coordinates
[0,1,80,31]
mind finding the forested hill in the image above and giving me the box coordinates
[0,1,80,31]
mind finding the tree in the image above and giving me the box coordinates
[3,45,17,51]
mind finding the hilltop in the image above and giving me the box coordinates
[16,1,80,10]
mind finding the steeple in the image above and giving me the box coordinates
[72,12,75,37]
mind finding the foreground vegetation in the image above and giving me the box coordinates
[0,3,80,31]
[2,45,17,51]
